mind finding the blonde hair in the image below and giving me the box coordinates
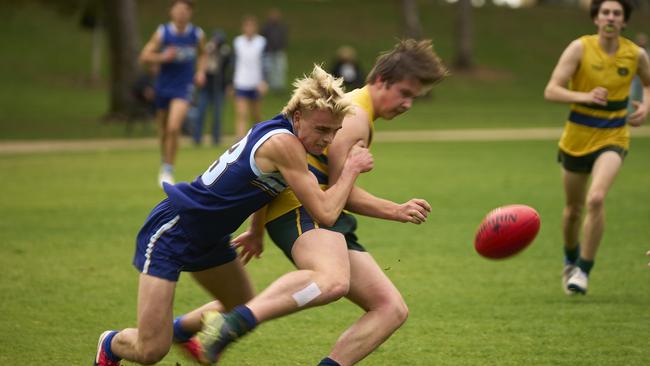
[282,65,353,120]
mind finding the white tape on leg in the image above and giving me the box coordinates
[292,282,322,307]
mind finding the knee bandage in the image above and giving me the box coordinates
[292,282,322,307]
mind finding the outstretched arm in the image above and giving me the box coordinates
[345,187,430,224]
[327,106,430,224]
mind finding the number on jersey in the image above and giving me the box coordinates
[201,135,248,186]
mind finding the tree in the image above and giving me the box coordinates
[103,0,140,120]
[400,0,423,39]
[454,0,475,71]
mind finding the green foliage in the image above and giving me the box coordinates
[1,138,650,364]
[1,1,648,139]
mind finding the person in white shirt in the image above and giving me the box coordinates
[233,15,267,138]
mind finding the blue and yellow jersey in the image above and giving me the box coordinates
[265,86,375,223]
[559,35,640,156]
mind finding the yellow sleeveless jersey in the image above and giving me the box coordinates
[559,35,639,156]
[265,86,376,223]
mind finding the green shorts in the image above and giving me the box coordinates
[265,207,366,263]
[557,145,627,174]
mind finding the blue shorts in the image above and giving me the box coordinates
[235,88,260,100]
[154,85,195,110]
[133,199,237,282]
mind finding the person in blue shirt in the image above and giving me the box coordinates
[93,65,373,366]
[140,0,207,187]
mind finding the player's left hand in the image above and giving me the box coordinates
[232,230,264,264]
[627,101,648,127]
[646,250,650,267]
[395,198,431,224]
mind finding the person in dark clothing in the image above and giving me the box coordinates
[187,30,233,145]
[260,8,288,92]
[330,45,365,91]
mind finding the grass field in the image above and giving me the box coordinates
[2,1,650,365]
[2,136,650,365]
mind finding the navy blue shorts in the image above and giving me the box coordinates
[235,88,260,100]
[133,200,237,282]
[154,85,194,110]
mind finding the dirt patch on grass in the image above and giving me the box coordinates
[2,127,649,154]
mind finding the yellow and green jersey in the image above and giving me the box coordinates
[559,35,640,156]
[265,86,376,223]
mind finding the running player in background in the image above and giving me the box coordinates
[140,0,206,187]
[544,0,650,295]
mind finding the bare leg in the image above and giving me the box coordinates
[581,151,622,261]
[110,274,176,364]
[156,110,169,162]
[162,99,190,165]
[562,169,589,249]
[327,251,408,366]
[178,260,256,334]
[247,229,350,322]
[234,97,250,139]
[251,98,263,124]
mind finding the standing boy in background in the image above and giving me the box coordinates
[261,7,289,92]
[188,30,232,146]
[233,15,267,139]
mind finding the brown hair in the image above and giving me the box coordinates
[366,39,448,88]
[170,0,194,9]
[590,0,632,22]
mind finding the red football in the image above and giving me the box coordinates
[474,204,541,259]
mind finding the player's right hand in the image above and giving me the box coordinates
[586,86,608,106]
[347,141,373,174]
[395,198,431,224]
[161,47,177,63]
[231,230,264,265]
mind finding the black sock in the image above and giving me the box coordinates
[318,357,341,366]
[576,257,594,275]
[564,244,580,264]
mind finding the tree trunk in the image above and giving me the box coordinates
[90,23,103,85]
[454,0,474,71]
[103,0,139,120]
[400,0,422,40]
